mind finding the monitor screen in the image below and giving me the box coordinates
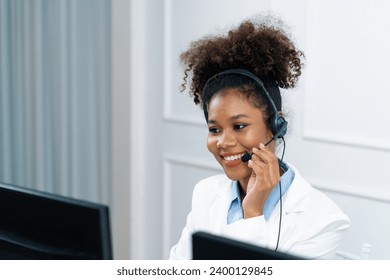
[192,231,304,260]
[0,182,113,260]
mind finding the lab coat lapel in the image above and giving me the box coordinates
[209,180,233,230]
[283,166,310,214]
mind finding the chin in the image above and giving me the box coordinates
[222,167,250,182]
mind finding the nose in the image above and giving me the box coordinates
[216,131,237,149]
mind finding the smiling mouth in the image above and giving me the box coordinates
[222,153,246,162]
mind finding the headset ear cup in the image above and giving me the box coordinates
[277,117,288,138]
[271,116,288,139]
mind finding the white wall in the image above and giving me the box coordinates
[114,0,390,259]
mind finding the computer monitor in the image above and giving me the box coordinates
[0,182,113,260]
[192,231,304,260]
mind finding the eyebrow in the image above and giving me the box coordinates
[231,114,250,120]
[207,114,250,124]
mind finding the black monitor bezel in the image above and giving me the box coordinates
[0,182,112,260]
[192,231,305,260]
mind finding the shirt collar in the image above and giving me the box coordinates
[227,181,243,224]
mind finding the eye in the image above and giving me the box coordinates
[208,127,220,134]
[233,124,246,130]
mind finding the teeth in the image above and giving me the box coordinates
[223,154,244,161]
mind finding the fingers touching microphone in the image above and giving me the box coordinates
[247,143,280,189]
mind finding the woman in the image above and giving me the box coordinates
[169,17,350,259]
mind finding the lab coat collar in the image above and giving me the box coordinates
[209,163,310,224]
[282,164,310,214]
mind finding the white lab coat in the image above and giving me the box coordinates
[169,164,350,259]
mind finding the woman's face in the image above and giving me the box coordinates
[207,89,274,188]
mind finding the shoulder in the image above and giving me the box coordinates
[287,164,350,226]
[191,174,232,207]
[293,166,344,208]
[193,173,232,196]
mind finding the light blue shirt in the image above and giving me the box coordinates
[227,161,294,224]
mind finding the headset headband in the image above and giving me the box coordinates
[202,69,287,139]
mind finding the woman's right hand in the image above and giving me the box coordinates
[242,143,280,219]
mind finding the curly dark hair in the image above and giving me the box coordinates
[180,16,304,110]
